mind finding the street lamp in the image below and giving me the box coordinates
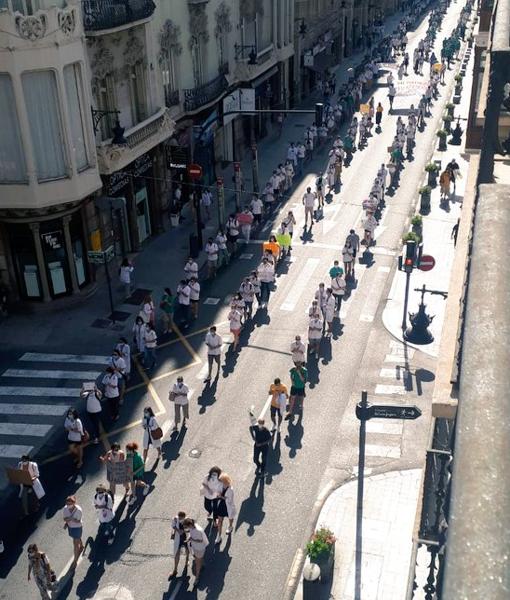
[91,107,127,144]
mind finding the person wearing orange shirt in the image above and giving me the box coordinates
[268,378,288,433]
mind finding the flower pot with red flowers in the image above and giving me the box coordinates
[306,526,336,582]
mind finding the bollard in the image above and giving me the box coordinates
[303,561,321,599]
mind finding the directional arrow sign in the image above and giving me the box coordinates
[368,404,422,420]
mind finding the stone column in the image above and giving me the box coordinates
[29,222,51,302]
[62,215,80,294]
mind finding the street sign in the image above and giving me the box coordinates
[418,255,436,271]
[187,163,202,179]
[368,404,422,420]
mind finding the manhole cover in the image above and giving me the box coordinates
[189,448,202,458]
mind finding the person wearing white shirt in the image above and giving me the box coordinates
[308,315,323,357]
[119,258,134,298]
[331,274,346,313]
[93,483,114,539]
[115,337,131,378]
[183,518,209,582]
[214,473,237,544]
[342,243,355,277]
[303,187,316,227]
[169,376,189,430]
[200,190,212,220]
[239,277,255,319]
[142,406,162,462]
[102,367,120,421]
[108,349,126,403]
[290,335,306,366]
[226,214,239,252]
[250,195,263,225]
[63,495,84,568]
[184,257,199,281]
[287,142,298,166]
[189,277,200,320]
[143,323,157,369]
[215,230,229,267]
[250,271,261,308]
[17,455,44,516]
[324,288,336,334]
[201,467,223,518]
[296,142,306,174]
[64,409,84,468]
[204,326,222,381]
[228,305,243,351]
[205,238,219,279]
[257,258,275,307]
[81,383,103,444]
[176,279,191,327]
[284,161,294,191]
[314,283,327,317]
[363,215,378,246]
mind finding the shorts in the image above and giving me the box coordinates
[208,354,221,368]
[68,526,83,540]
[230,327,241,335]
[68,439,82,447]
[192,547,206,559]
[270,405,282,419]
[227,234,238,244]
[290,386,306,397]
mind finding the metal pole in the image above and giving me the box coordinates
[355,390,368,600]
[217,178,225,227]
[251,143,260,194]
[402,270,411,332]
[194,185,204,250]
[234,164,242,211]
[104,252,115,324]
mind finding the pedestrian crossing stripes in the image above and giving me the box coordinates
[374,384,406,395]
[19,352,109,365]
[0,352,109,463]
[2,369,101,380]
[280,258,321,312]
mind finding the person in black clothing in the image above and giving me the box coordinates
[446,158,460,193]
[249,418,272,476]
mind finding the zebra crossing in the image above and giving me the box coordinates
[364,340,416,461]
[0,352,109,461]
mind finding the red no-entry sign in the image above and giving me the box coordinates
[418,255,436,271]
[187,163,202,179]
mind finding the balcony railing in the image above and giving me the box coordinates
[183,74,228,112]
[165,89,180,107]
[82,0,156,32]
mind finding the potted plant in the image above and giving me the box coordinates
[437,129,448,151]
[445,102,455,118]
[425,162,439,187]
[443,113,454,132]
[411,214,423,238]
[402,230,421,245]
[306,527,336,582]
[454,74,463,96]
[418,185,432,214]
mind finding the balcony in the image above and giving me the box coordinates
[165,89,180,108]
[82,0,156,33]
[183,74,228,113]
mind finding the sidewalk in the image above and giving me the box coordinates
[295,469,422,600]
[382,35,475,357]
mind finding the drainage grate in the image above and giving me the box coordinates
[189,448,202,459]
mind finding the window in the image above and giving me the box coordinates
[0,74,27,183]
[191,39,204,87]
[128,63,148,124]
[93,74,116,140]
[64,63,88,171]
[258,0,273,51]
[161,51,179,105]
[22,70,67,181]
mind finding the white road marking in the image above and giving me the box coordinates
[203,297,220,305]
[379,367,399,378]
[365,444,401,458]
[0,423,53,437]
[20,352,108,365]
[2,369,101,380]
[359,269,388,322]
[196,362,209,380]
[239,253,253,259]
[374,384,407,395]
[0,386,80,397]
[366,421,404,435]
[377,266,391,273]
[0,404,69,416]
[0,444,34,458]
[258,395,273,420]
[280,258,321,311]
[384,352,415,362]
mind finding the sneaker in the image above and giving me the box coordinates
[215,534,222,544]
[142,485,150,496]
[225,527,232,535]
[128,495,136,506]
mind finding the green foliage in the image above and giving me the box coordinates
[454,74,463,82]
[443,114,454,122]
[436,129,448,138]
[419,185,432,194]
[411,214,423,226]
[306,527,336,560]
[425,163,439,172]
[402,231,421,244]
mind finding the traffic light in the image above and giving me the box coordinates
[315,102,324,125]
[404,240,417,272]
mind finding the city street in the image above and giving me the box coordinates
[0,2,468,599]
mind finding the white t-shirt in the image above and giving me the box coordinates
[119,265,133,284]
[63,504,83,528]
[229,309,242,330]
[65,416,84,442]
[215,234,227,250]
[303,192,315,208]
[331,276,346,296]
[308,317,323,339]
[205,332,222,356]
[189,281,200,301]
[205,242,219,262]
[290,341,306,363]
[177,284,191,305]
[184,261,198,279]
[171,382,189,405]
[102,373,119,398]
[86,391,102,414]
[251,198,263,215]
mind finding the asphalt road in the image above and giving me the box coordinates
[0,3,466,599]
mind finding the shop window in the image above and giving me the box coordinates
[70,212,88,287]
[9,224,41,300]
[0,74,27,183]
[64,63,89,172]
[40,223,70,297]
[22,70,68,181]
[129,64,148,124]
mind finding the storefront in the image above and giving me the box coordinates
[1,206,89,302]
[101,151,156,253]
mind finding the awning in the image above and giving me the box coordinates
[307,53,336,73]
[250,65,279,89]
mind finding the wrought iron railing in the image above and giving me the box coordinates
[165,89,180,107]
[126,112,165,149]
[82,0,156,32]
[183,74,228,112]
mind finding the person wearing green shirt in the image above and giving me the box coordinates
[126,442,149,505]
[160,287,175,334]
[286,365,308,420]
[329,260,344,279]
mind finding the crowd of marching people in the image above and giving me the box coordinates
[16,0,477,596]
